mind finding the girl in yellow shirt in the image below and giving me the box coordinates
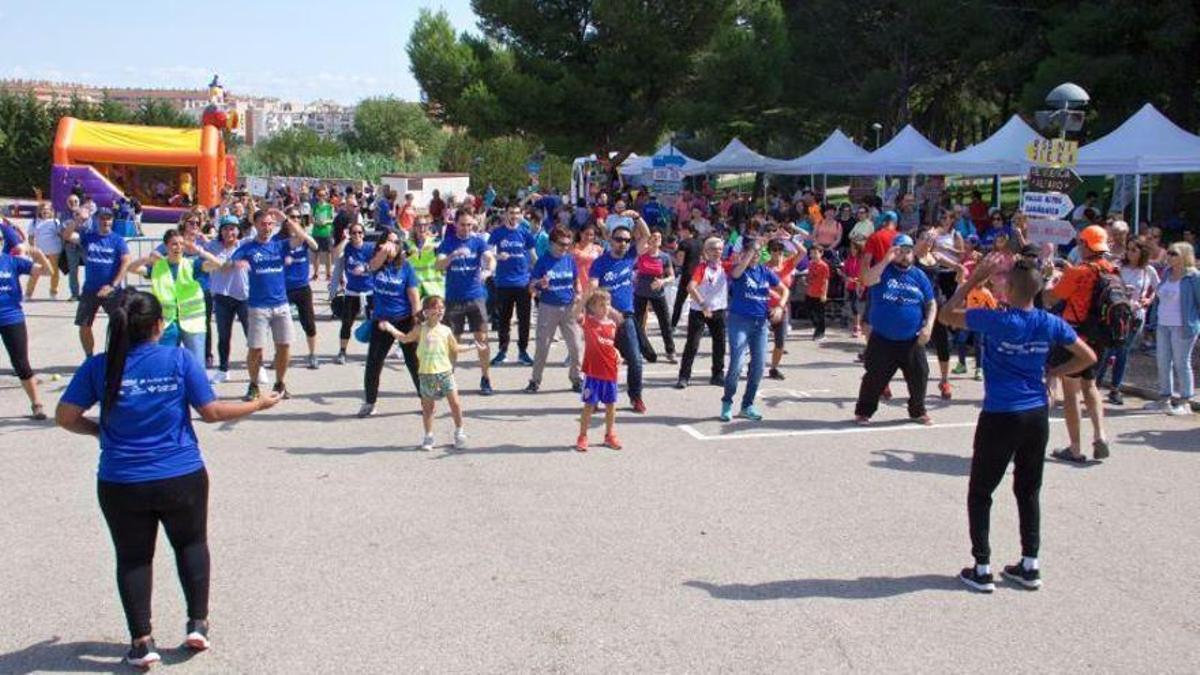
[382,295,466,451]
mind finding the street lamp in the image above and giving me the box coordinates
[1037,82,1089,140]
[871,122,882,149]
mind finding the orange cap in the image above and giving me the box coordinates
[1079,224,1109,253]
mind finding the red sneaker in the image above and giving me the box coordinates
[575,435,588,452]
[939,381,952,400]
[603,434,623,450]
[631,397,646,414]
[912,414,933,426]
[881,385,893,400]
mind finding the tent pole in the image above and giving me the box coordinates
[1133,174,1142,229]
[1019,176,1024,204]
[1146,175,1153,228]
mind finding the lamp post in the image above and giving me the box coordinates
[871,122,882,150]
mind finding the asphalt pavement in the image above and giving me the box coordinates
[1,290,1198,674]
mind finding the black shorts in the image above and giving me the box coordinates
[1048,340,1096,380]
[445,298,488,336]
[74,290,121,327]
[314,236,332,253]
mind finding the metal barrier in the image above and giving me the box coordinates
[119,236,160,287]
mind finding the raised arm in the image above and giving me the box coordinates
[862,246,897,287]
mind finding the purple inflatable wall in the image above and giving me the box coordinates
[50,164,186,223]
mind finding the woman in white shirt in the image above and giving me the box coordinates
[675,237,728,389]
[1153,242,1200,415]
[25,203,64,299]
[1096,240,1158,405]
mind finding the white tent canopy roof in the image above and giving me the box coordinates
[619,142,706,176]
[833,124,949,175]
[1075,103,1200,176]
[910,115,1044,176]
[773,129,869,175]
[699,137,785,175]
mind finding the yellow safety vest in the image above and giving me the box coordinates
[407,238,445,299]
[151,258,207,334]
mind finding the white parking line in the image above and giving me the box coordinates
[677,410,1160,441]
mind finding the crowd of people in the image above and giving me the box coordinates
[1,175,1199,665]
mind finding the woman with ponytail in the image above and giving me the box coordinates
[55,290,282,668]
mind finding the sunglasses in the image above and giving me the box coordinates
[612,237,632,244]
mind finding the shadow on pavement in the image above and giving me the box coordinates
[683,574,961,600]
[433,444,571,458]
[278,444,425,455]
[1118,428,1198,453]
[0,636,198,673]
[868,449,971,476]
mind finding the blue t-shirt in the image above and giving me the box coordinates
[979,224,1013,250]
[728,264,781,319]
[968,308,1078,413]
[343,242,376,294]
[275,232,310,290]
[436,230,488,302]
[641,200,664,229]
[488,226,536,288]
[530,252,577,306]
[0,255,34,326]
[589,248,638,313]
[232,238,289,308]
[867,264,935,340]
[1,223,21,254]
[371,261,420,320]
[61,343,215,483]
[376,199,395,226]
[80,228,129,293]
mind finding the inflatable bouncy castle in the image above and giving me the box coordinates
[51,118,230,224]
[50,76,238,224]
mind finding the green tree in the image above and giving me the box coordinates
[344,97,447,161]
[254,127,345,176]
[408,1,728,166]
[439,132,569,196]
[133,98,194,127]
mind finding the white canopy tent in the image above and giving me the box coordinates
[823,125,948,176]
[773,129,870,176]
[910,115,1044,176]
[619,142,706,177]
[1076,103,1200,228]
[1075,103,1200,176]
[697,137,786,175]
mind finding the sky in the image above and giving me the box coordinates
[0,0,479,105]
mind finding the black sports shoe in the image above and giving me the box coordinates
[480,376,494,396]
[124,638,161,668]
[958,566,995,593]
[768,367,785,380]
[243,383,260,402]
[185,619,210,651]
[709,374,724,386]
[1002,562,1042,590]
[674,378,688,390]
[272,382,291,400]
[523,381,539,393]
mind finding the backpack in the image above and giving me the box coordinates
[1079,263,1136,349]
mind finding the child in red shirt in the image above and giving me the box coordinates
[575,289,623,452]
[805,245,831,340]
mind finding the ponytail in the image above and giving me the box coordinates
[101,291,163,419]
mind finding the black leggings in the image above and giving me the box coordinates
[968,407,1049,565]
[931,319,951,363]
[0,321,33,380]
[807,296,826,337]
[213,294,248,372]
[98,468,210,639]
[364,316,420,403]
[339,294,373,341]
[634,294,675,361]
[678,309,725,380]
[288,286,318,338]
[854,333,929,419]
[495,286,531,352]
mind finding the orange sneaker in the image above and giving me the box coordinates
[939,381,952,400]
[575,435,588,452]
[603,434,623,450]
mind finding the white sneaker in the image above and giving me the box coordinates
[1168,403,1192,416]
[1145,400,1171,412]
[356,403,375,418]
[454,428,468,449]
[420,434,435,451]
[208,370,228,384]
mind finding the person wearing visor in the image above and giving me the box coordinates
[854,233,937,425]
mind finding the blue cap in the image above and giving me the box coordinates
[95,207,114,218]
[219,215,240,227]
[881,210,898,222]
[893,234,915,248]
